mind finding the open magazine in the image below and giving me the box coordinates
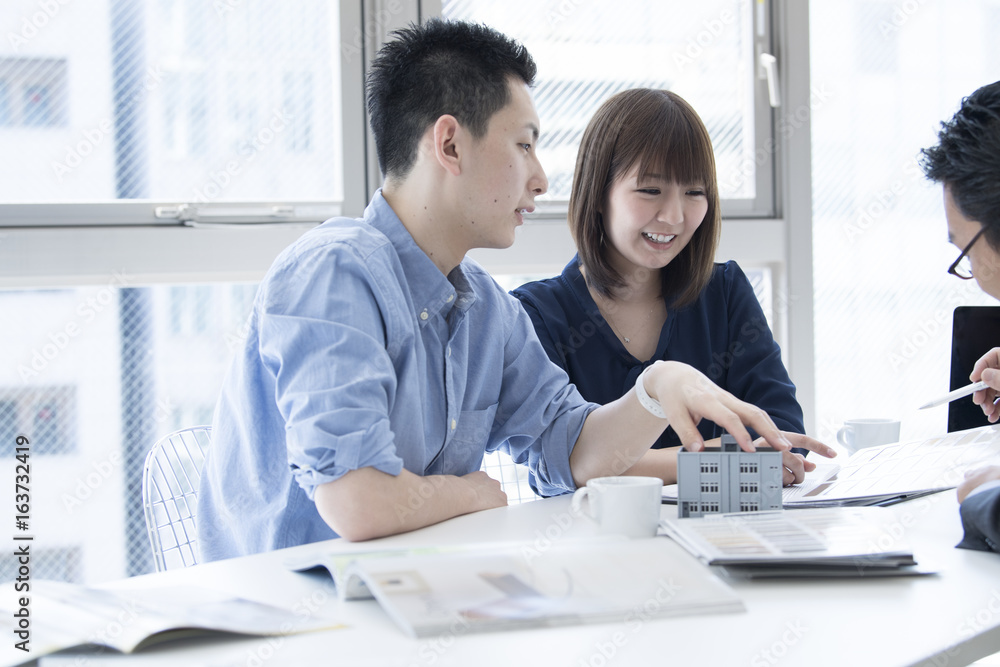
[0,580,342,667]
[285,542,509,601]
[662,507,934,578]
[332,538,744,638]
[663,423,1000,508]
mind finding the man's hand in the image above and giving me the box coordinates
[460,470,508,511]
[971,347,1000,422]
[957,465,1000,503]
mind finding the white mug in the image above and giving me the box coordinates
[570,476,662,539]
[836,418,901,453]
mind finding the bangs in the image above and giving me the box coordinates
[608,92,716,191]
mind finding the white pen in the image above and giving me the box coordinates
[918,380,991,410]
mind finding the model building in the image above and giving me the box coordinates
[677,434,783,517]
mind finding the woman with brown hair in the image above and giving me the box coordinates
[513,89,824,484]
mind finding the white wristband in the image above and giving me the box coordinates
[634,363,667,419]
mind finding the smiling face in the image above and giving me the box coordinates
[456,77,548,251]
[602,163,709,280]
[945,186,1000,299]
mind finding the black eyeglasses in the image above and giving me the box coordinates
[948,226,987,280]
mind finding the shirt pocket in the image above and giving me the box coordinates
[435,403,498,474]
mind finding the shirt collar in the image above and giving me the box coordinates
[365,190,473,323]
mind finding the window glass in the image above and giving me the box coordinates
[0,80,10,125]
[810,0,1000,444]
[0,1,342,203]
[0,282,255,582]
[441,0,760,205]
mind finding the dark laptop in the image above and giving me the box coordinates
[949,306,1000,432]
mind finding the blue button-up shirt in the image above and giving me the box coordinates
[198,191,596,561]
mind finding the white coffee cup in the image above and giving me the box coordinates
[570,476,662,539]
[836,418,901,453]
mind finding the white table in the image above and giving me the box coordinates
[37,492,1000,667]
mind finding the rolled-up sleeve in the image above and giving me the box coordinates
[258,245,404,498]
[491,297,598,496]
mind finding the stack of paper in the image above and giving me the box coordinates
[662,507,934,579]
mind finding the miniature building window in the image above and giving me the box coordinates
[740,482,759,494]
[700,482,719,494]
[700,462,719,474]
[740,502,760,512]
[740,462,759,474]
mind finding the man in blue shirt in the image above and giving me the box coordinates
[922,80,1000,553]
[198,20,822,561]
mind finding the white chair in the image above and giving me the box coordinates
[141,426,211,572]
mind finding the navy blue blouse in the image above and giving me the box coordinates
[512,255,805,449]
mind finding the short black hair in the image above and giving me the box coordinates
[366,19,536,180]
[921,80,1000,251]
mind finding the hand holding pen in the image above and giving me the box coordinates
[920,381,990,410]
[919,347,1000,419]
[971,347,1000,423]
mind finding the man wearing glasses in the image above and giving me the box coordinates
[922,79,1000,553]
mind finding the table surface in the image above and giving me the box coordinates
[28,491,1000,667]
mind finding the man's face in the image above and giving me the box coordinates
[456,78,548,250]
[945,186,1000,299]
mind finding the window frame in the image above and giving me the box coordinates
[1,0,780,259]
[0,1,359,229]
